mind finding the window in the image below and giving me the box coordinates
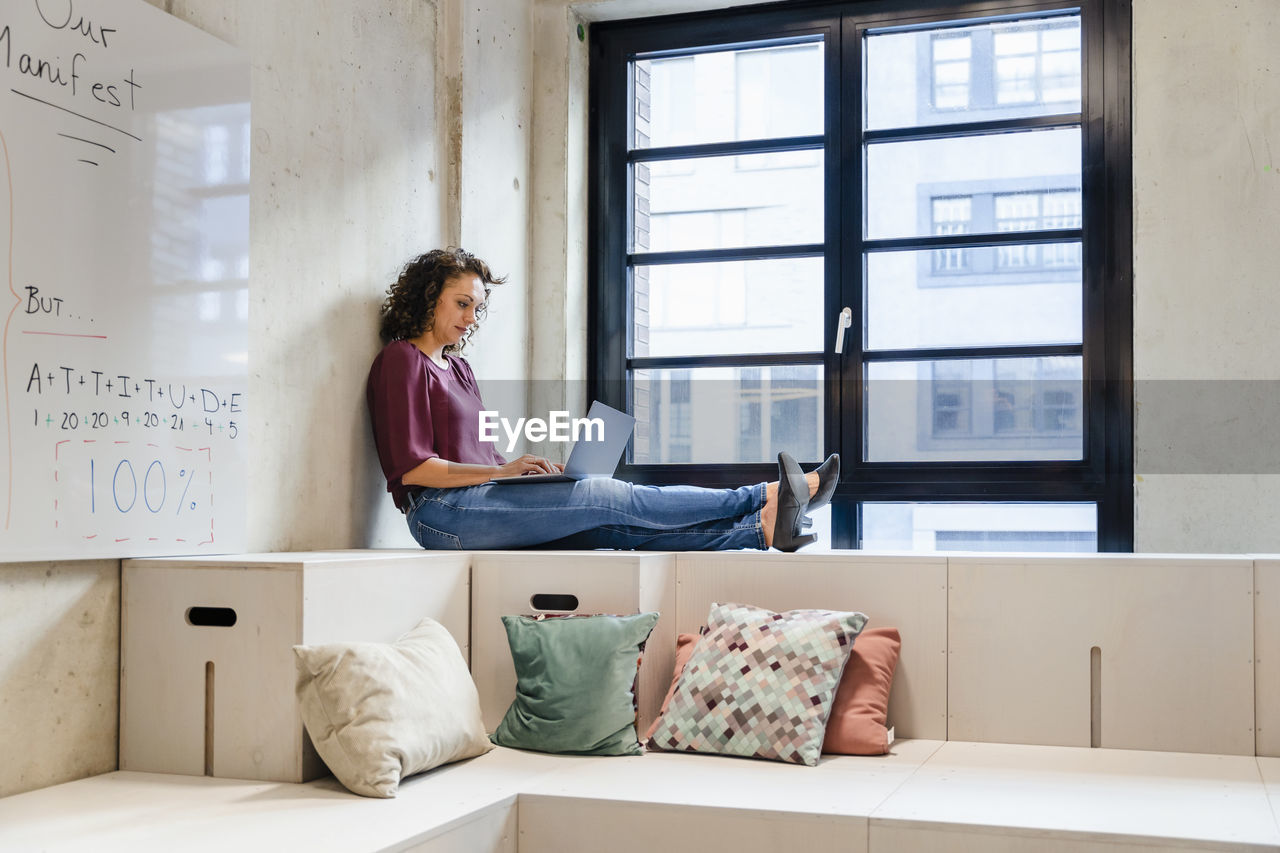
[921,187,1082,278]
[591,0,1132,550]
[931,196,972,272]
[931,34,972,110]
[622,38,826,467]
[994,190,1083,269]
[932,388,970,435]
[994,21,1082,106]
[862,502,1097,551]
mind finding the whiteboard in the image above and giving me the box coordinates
[0,0,248,561]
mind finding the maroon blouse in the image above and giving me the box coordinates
[366,340,506,507]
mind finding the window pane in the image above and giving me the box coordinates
[634,42,823,150]
[633,258,823,358]
[861,502,1097,551]
[1042,24,1081,53]
[1041,190,1082,228]
[994,31,1038,55]
[633,152,823,253]
[866,15,1081,130]
[865,245,1082,350]
[933,34,972,61]
[865,128,1080,240]
[631,365,822,464]
[996,56,1038,104]
[931,34,971,110]
[864,357,1082,461]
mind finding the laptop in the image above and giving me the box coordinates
[488,401,636,485]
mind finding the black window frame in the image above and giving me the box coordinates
[589,0,1133,551]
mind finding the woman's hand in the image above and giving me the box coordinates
[497,454,565,477]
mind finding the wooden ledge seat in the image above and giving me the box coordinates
[0,747,574,853]
[517,738,945,850]
[18,548,1277,850]
[5,742,1278,852]
[872,742,1280,852]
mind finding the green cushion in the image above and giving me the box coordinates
[491,611,660,756]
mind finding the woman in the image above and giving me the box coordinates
[366,247,837,551]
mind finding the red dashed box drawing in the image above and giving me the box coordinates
[53,439,215,546]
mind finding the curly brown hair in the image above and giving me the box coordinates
[378,248,506,349]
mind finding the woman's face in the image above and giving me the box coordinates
[432,274,486,346]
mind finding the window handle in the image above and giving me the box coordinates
[833,307,853,354]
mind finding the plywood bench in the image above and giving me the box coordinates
[2,742,1276,851]
[0,747,559,853]
[5,548,1280,851]
[871,742,1280,852]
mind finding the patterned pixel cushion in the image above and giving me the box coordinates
[648,628,901,755]
[646,602,867,766]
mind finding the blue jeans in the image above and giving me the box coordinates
[404,478,767,551]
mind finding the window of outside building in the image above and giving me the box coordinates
[591,0,1132,551]
[931,196,972,272]
[931,34,972,109]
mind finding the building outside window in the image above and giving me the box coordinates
[931,196,972,273]
[931,34,971,109]
[591,0,1132,551]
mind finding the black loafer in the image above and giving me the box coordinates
[807,454,840,513]
[799,454,839,529]
[773,452,817,552]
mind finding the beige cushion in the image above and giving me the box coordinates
[293,617,492,798]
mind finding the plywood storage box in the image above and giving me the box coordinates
[947,554,1255,755]
[673,551,950,742]
[120,550,470,783]
[470,552,676,734]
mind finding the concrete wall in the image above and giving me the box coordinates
[530,1,591,427]
[454,0,535,429]
[1130,0,1280,551]
[153,0,447,553]
[0,562,118,798]
[133,0,534,534]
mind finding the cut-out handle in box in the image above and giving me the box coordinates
[186,606,237,627]
[530,593,579,612]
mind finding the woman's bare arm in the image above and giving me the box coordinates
[402,454,564,489]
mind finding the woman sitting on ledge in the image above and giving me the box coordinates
[366,247,838,552]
